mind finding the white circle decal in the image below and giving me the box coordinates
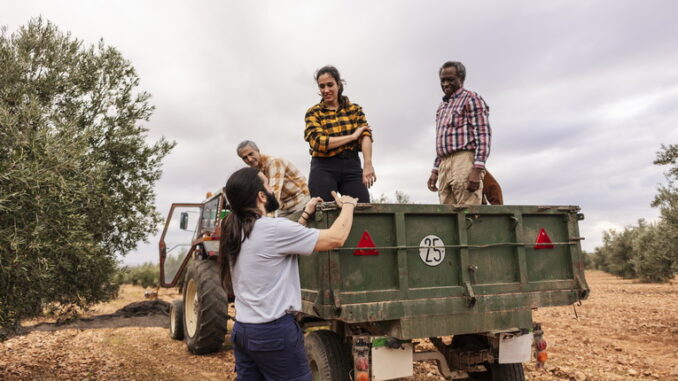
[419,235,445,266]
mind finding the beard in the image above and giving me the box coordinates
[264,190,280,213]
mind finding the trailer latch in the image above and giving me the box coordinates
[327,289,342,317]
[574,274,590,301]
[463,281,477,307]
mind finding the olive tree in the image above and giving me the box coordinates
[592,145,677,283]
[0,18,174,338]
[646,144,678,280]
[652,144,677,229]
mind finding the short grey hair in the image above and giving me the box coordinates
[439,61,466,82]
[236,140,259,154]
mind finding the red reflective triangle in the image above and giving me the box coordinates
[534,228,554,249]
[353,230,380,256]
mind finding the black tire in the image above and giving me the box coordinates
[305,330,351,381]
[487,363,524,381]
[169,299,184,340]
[182,259,229,354]
[452,335,525,381]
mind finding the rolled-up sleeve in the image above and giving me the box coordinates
[432,156,441,173]
[355,106,373,142]
[355,106,373,151]
[304,109,329,153]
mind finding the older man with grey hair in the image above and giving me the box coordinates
[236,140,311,218]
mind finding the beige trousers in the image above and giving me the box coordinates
[438,151,485,205]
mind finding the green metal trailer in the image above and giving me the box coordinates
[159,197,590,380]
[298,202,589,380]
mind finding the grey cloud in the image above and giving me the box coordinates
[4,0,677,264]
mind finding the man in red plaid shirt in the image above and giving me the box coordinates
[237,141,311,218]
[427,61,492,205]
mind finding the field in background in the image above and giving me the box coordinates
[1,271,676,380]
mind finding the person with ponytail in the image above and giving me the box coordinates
[218,167,357,381]
[304,65,376,203]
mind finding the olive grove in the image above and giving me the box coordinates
[0,18,174,338]
[591,144,677,282]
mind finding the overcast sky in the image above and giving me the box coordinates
[3,0,677,265]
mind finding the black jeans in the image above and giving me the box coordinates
[308,150,370,203]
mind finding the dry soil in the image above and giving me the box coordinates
[1,271,676,381]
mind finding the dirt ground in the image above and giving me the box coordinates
[1,271,676,381]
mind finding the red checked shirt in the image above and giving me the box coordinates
[433,88,491,172]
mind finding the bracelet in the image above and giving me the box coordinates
[302,211,311,219]
[343,201,357,207]
[299,216,307,223]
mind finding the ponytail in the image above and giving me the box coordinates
[217,167,265,290]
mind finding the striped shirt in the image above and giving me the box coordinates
[433,88,491,171]
[260,154,310,211]
[304,100,373,157]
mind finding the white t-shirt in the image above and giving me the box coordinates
[232,216,319,324]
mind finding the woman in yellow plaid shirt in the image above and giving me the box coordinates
[304,65,376,203]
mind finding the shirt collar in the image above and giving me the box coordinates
[259,154,270,168]
[319,99,344,111]
[442,87,464,102]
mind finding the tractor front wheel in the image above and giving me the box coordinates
[182,259,229,354]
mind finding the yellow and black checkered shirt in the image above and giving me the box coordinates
[304,100,373,157]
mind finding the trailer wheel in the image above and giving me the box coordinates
[487,363,524,381]
[169,299,184,340]
[305,330,351,381]
[183,259,229,354]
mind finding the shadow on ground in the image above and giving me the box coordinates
[20,300,170,333]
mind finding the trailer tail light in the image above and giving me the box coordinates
[356,357,369,371]
[533,323,547,368]
[353,337,371,380]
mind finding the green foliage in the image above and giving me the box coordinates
[631,221,676,282]
[0,18,174,338]
[593,145,677,283]
[652,144,678,229]
[598,224,641,279]
[581,250,594,270]
[595,220,676,283]
[589,247,607,271]
[119,262,160,288]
